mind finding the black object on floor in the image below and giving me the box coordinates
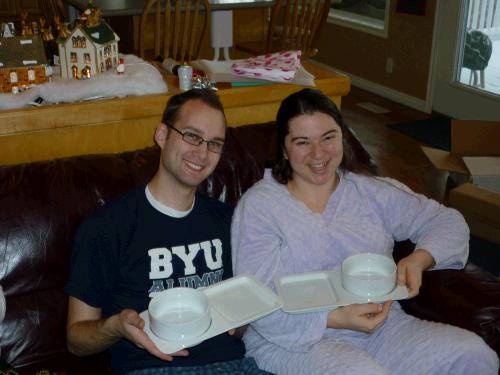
[468,235,500,277]
[387,118,451,151]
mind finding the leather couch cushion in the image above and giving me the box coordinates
[0,152,155,366]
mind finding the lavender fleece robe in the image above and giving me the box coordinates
[232,170,499,375]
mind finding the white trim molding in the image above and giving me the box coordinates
[312,60,428,113]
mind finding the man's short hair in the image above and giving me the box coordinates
[161,89,226,127]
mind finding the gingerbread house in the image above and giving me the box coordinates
[0,35,51,93]
[57,20,120,80]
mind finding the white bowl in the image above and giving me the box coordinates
[0,285,5,323]
[148,287,211,341]
[341,253,397,297]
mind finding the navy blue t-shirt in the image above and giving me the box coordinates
[65,186,244,374]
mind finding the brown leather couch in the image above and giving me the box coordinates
[1,122,499,374]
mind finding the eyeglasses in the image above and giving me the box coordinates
[167,125,225,154]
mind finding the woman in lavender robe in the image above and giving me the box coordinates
[231,88,498,375]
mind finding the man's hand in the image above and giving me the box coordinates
[114,309,189,361]
[397,249,435,298]
[67,297,189,361]
[326,301,393,333]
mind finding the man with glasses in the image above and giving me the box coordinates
[65,89,267,374]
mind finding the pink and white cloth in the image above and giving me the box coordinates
[231,50,302,83]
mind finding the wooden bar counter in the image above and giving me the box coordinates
[0,61,350,166]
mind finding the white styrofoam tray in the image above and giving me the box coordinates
[141,274,282,353]
[275,269,409,314]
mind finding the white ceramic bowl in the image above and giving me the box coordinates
[0,285,5,323]
[148,287,211,341]
[341,253,397,297]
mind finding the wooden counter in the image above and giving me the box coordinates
[0,61,350,165]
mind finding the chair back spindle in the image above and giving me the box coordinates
[267,0,330,58]
[139,0,210,63]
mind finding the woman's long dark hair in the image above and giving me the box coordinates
[272,88,379,184]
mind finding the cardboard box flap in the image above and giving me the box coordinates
[463,156,500,193]
[452,120,500,156]
[463,156,500,176]
[421,146,468,174]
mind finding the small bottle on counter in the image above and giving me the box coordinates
[178,64,193,91]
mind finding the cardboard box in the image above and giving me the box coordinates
[449,183,500,243]
[462,156,500,193]
[421,120,500,244]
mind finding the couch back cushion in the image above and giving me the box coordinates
[0,152,152,366]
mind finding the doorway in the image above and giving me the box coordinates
[430,0,500,120]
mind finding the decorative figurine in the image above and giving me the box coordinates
[40,18,54,42]
[20,10,34,36]
[116,57,125,75]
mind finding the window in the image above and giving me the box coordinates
[329,0,390,38]
[28,69,36,81]
[9,71,18,83]
[71,36,87,48]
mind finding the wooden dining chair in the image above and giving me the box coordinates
[139,0,211,63]
[236,0,331,59]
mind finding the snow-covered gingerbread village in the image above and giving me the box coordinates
[0,1,121,93]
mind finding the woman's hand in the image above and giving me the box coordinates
[397,249,435,298]
[228,325,248,338]
[326,300,392,333]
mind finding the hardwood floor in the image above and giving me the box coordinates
[340,86,449,203]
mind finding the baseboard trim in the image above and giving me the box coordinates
[311,61,429,113]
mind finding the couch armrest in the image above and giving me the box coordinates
[399,264,500,356]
